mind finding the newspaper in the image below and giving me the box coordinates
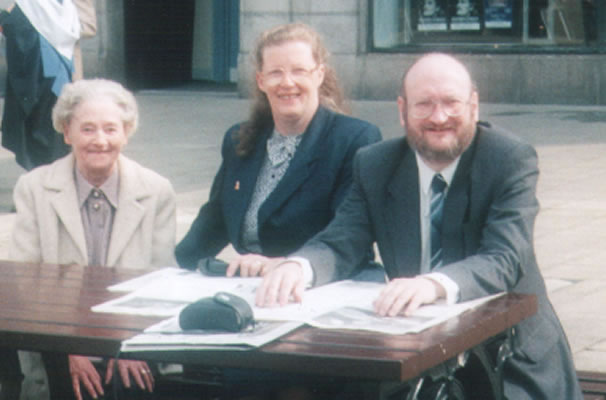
[93,269,261,316]
[94,268,503,336]
[121,317,303,352]
[306,293,504,335]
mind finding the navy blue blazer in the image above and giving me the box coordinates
[175,106,382,270]
[295,122,581,399]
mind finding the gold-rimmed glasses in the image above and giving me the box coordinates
[409,97,471,119]
[261,64,320,86]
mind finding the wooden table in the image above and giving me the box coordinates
[0,261,538,399]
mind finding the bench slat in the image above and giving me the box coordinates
[579,371,606,400]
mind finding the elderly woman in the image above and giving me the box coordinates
[9,79,176,400]
[176,23,382,281]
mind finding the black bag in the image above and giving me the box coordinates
[178,292,254,332]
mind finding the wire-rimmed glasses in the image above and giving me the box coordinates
[261,64,320,86]
[409,97,471,119]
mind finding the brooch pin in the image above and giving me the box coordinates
[234,180,240,191]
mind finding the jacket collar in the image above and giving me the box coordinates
[46,153,87,262]
[257,106,333,223]
[45,154,151,266]
[228,106,335,237]
[382,127,479,274]
[107,155,150,266]
[385,140,422,276]
[441,126,480,264]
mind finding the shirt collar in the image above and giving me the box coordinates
[266,130,303,166]
[75,167,120,208]
[416,152,460,197]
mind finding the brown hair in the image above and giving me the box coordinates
[236,22,349,156]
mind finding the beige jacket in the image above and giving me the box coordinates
[10,153,176,269]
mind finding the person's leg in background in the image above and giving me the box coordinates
[0,348,23,400]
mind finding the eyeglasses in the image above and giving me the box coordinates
[261,65,320,86]
[409,98,470,119]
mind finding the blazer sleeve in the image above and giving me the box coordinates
[440,140,540,301]
[329,122,382,214]
[294,151,377,286]
[150,176,178,268]
[174,130,233,269]
[10,174,42,263]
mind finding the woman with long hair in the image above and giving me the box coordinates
[176,23,382,282]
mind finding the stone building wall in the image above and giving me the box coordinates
[238,0,606,105]
[0,0,604,104]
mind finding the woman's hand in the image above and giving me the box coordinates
[226,254,285,277]
[105,359,154,393]
[68,355,103,400]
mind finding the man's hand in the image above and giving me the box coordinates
[226,254,285,277]
[373,277,445,317]
[105,359,154,393]
[69,355,103,400]
[255,261,305,307]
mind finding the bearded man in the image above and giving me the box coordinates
[255,53,582,400]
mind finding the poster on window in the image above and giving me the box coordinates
[417,0,448,31]
[450,0,481,30]
[484,0,513,29]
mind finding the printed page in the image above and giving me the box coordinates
[121,317,302,351]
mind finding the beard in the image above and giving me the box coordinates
[404,114,476,164]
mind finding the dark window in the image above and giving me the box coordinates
[370,0,603,52]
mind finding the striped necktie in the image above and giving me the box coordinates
[430,173,447,269]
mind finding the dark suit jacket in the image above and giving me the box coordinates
[1,5,71,170]
[295,122,581,399]
[175,106,381,270]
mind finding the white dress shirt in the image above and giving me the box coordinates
[415,153,460,304]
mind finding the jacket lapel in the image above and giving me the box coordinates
[442,131,478,264]
[224,131,269,238]
[47,154,88,262]
[384,146,422,277]
[106,156,146,266]
[257,107,330,225]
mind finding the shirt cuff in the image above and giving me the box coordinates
[424,272,460,305]
[287,256,314,288]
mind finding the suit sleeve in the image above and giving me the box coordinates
[440,142,540,301]
[174,131,233,269]
[329,123,382,214]
[10,175,42,263]
[150,177,177,268]
[294,151,377,286]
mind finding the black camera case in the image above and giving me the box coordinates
[178,292,254,332]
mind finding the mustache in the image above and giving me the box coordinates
[421,123,457,131]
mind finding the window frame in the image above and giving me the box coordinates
[368,0,606,55]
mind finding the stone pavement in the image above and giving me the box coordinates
[0,89,604,373]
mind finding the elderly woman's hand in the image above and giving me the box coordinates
[105,359,154,393]
[69,355,104,400]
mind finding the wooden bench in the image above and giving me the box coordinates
[580,371,606,400]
